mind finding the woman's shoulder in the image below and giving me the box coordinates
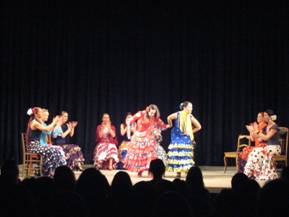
[138,110,146,116]
[30,119,41,127]
[168,112,178,117]
[270,123,279,130]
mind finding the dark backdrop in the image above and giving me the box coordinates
[1,1,289,165]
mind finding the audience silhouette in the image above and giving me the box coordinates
[1,160,288,217]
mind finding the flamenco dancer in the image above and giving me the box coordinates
[167,101,202,178]
[124,104,169,176]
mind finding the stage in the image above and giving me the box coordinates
[19,164,272,193]
[73,165,238,193]
[19,165,269,193]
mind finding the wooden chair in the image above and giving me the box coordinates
[21,133,43,177]
[273,127,288,167]
[224,135,251,173]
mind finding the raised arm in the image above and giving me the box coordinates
[96,125,103,141]
[70,127,75,137]
[256,127,277,141]
[52,125,71,139]
[61,123,73,138]
[31,117,58,132]
[120,123,127,136]
[109,125,116,138]
[246,123,257,142]
[129,111,144,124]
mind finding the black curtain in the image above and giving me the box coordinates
[1,1,289,165]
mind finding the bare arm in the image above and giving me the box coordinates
[109,125,116,138]
[120,124,127,136]
[246,125,256,141]
[69,122,78,137]
[70,127,75,137]
[97,126,104,138]
[167,112,177,127]
[31,118,57,132]
[61,124,72,138]
[157,118,170,130]
[256,128,277,141]
[129,111,143,125]
[191,115,202,133]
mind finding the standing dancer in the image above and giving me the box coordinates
[167,101,202,178]
[124,104,169,176]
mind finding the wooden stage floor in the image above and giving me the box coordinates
[73,165,238,193]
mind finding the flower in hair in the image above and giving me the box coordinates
[27,108,33,116]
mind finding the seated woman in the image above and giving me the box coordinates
[117,113,135,169]
[237,112,267,172]
[52,111,85,170]
[93,113,119,170]
[150,126,168,166]
[39,108,53,146]
[244,109,281,181]
[26,107,66,176]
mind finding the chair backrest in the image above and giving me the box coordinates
[21,133,27,163]
[278,127,288,156]
[236,135,251,152]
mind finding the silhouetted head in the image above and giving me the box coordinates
[149,159,166,180]
[186,166,204,190]
[54,166,76,191]
[231,172,249,193]
[111,171,132,197]
[76,168,109,200]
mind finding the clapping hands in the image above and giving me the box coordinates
[68,121,78,130]
[246,125,254,132]
[53,116,60,123]
[71,121,78,127]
